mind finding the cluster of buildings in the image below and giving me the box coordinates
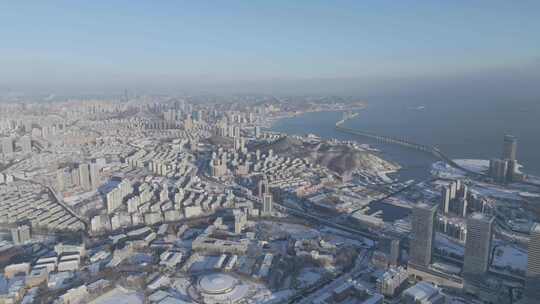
[1,136,32,156]
[312,279,384,304]
[435,179,491,242]
[0,96,538,304]
[56,160,102,192]
[125,148,197,178]
[405,196,540,303]
[91,174,238,233]
[0,181,85,231]
[489,135,525,183]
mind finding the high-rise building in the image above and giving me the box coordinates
[409,203,438,267]
[56,167,73,191]
[453,198,468,218]
[234,137,245,151]
[19,135,31,153]
[378,235,401,267]
[23,121,32,132]
[262,193,273,216]
[234,209,247,233]
[502,134,517,161]
[11,225,31,245]
[106,180,133,214]
[79,163,91,191]
[463,213,494,279]
[449,181,457,199]
[506,159,523,182]
[489,158,508,183]
[1,137,14,155]
[90,162,100,189]
[10,227,20,244]
[524,223,540,302]
[258,178,269,198]
[233,126,241,138]
[71,167,80,187]
[441,187,451,214]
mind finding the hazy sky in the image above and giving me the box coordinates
[1,1,539,94]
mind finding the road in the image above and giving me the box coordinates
[293,249,372,304]
[242,191,376,242]
[15,175,90,232]
[350,177,435,215]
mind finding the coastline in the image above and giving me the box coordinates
[264,104,367,130]
[268,105,408,181]
[269,106,436,181]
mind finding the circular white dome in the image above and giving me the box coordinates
[198,273,237,295]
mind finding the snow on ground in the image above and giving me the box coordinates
[319,226,374,247]
[432,161,532,201]
[89,287,144,304]
[519,192,540,199]
[431,161,466,179]
[435,158,521,177]
[265,222,320,239]
[255,289,295,304]
[454,159,490,174]
[435,233,464,257]
[492,243,527,272]
[170,277,192,301]
[526,175,540,185]
[377,171,394,183]
[472,181,523,201]
[63,190,99,205]
[297,268,324,288]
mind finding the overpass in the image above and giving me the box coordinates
[350,177,436,215]
[243,192,378,242]
[335,115,486,178]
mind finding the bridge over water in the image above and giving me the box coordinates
[335,116,486,177]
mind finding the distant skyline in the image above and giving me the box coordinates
[1,1,540,94]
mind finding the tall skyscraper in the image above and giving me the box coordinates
[409,203,438,267]
[258,177,269,198]
[441,186,451,214]
[524,223,540,303]
[79,163,91,191]
[90,162,100,189]
[258,176,273,216]
[463,213,494,279]
[502,134,517,161]
[262,193,273,215]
